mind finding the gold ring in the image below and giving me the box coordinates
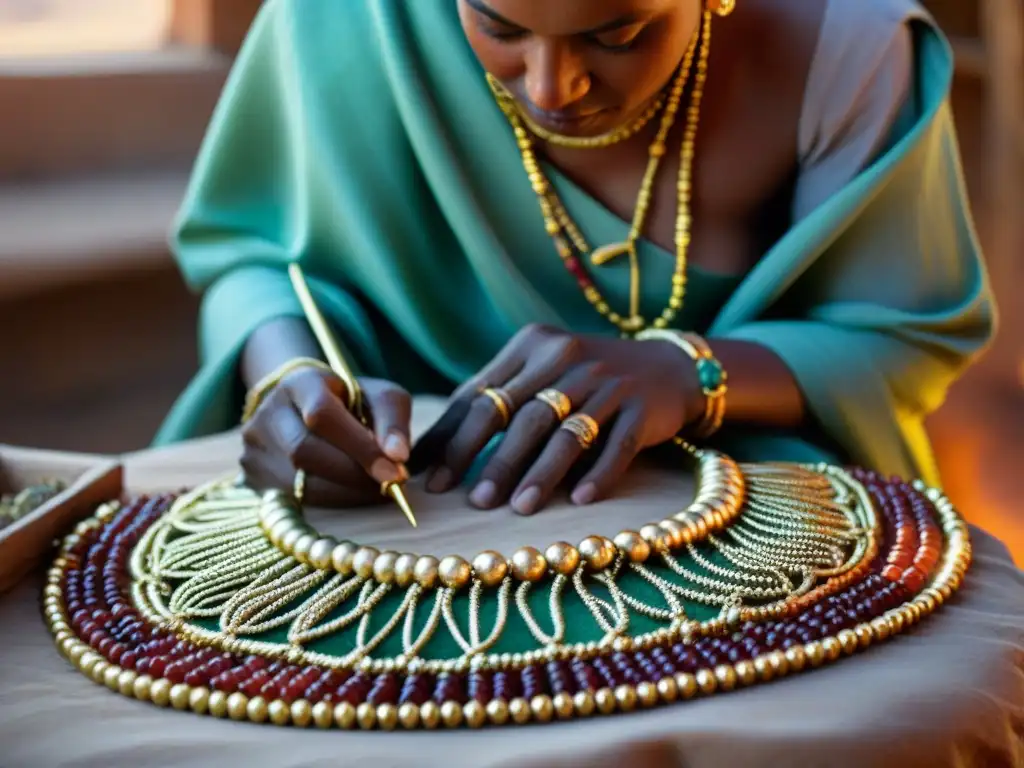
[560,414,600,450]
[293,469,307,505]
[481,387,513,428]
[535,388,572,421]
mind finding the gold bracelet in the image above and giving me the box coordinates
[635,329,728,439]
[241,357,336,424]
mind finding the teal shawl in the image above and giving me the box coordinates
[156,0,995,488]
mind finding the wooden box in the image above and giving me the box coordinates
[0,445,122,595]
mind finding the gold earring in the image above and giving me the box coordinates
[708,0,736,17]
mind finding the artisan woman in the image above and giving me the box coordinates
[157,0,995,516]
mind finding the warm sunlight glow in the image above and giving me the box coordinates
[0,0,171,57]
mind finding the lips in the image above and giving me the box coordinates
[519,100,610,135]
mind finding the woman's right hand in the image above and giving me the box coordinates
[240,366,412,508]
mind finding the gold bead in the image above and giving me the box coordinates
[414,556,441,589]
[463,700,487,728]
[440,700,464,728]
[530,695,555,722]
[613,530,651,563]
[169,683,191,711]
[472,551,508,587]
[268,699,291,726]
[353,547,380,579]
[268,519,293,547]
[438,555,472,589]
[821,636,842,662]
[132,674,153,701]
[331,541,358,575]
[103,665,122,690]
[613,685,637,712]
[188,686,210,714]
[377,704,399,731]
[248,696,270,724]
[714,665,738,691]
[227,692,249,721]
[149,678,172,707]
[784,646,806,673]
[398,702,420,729]
[804,642,825,667]
[334,702,357,729]
[573,690,596,717]
[594,688,617,715]
[552,691,575,719]
[292,534,316,564]
[639,524,671,553]
[695,669,717,695]
[209,691,229,718]
[356,702,377,730]
[870,617,891,641]
[578,536,616,570]
[306,700,331,729]
[753,656,774,682]
[117,670,138,696]
[837,629,859,655]
[420,701,442,729]
[734,660,757,686]
[486,698,510,725]
[887,610,905,634]
[308,538,337,570]
[675,672,698,698]
[510,547,547,582]
[509,697,532,724]
[394,554,418,587]
[855,625,874,649]
[545,542,581,575]
[280,526,304,554]
[373,551,400,584]
[658,519,688,549]
[656,676,679,702]
[636,681,660,707]
[291,699,313,727]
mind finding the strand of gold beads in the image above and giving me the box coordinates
[489,11,713,335]
[122,460,875,678]
[44,481,971,729]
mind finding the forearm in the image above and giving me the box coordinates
[241,316,324,390]
[709,339,806,430]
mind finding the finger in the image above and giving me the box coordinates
[511,381,627,516]
[467,364,605,509]
[423,389,510,494]
[240,439,376,509]
[281,368,405,485]
[407,396,473,476]
[497,331,581,405]
[449,351,523,405]
[362,379,412,463]
[257,388,383,489]
[569,401,645,506]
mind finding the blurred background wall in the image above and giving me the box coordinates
[0,0,1020,559]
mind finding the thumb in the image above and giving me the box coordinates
[362,379,413,463]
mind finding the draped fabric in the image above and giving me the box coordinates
[156,0,995,487]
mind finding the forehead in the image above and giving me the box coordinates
[473,0,677,33]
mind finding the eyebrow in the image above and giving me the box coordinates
[465,0,640,35]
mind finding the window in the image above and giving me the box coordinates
[0,0,172,58]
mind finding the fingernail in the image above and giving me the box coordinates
[512,486,542,516]
[572,483,597,506]
[469,480,497,509]
[384,432,409,462]
[427,466,452,494]
[369,457,402,485]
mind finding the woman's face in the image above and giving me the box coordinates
[459,0,700,138]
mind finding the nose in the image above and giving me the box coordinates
[523,40,590,112]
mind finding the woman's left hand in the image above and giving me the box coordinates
[411,324,704,515]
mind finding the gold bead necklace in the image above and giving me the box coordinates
[489,11,713,335]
